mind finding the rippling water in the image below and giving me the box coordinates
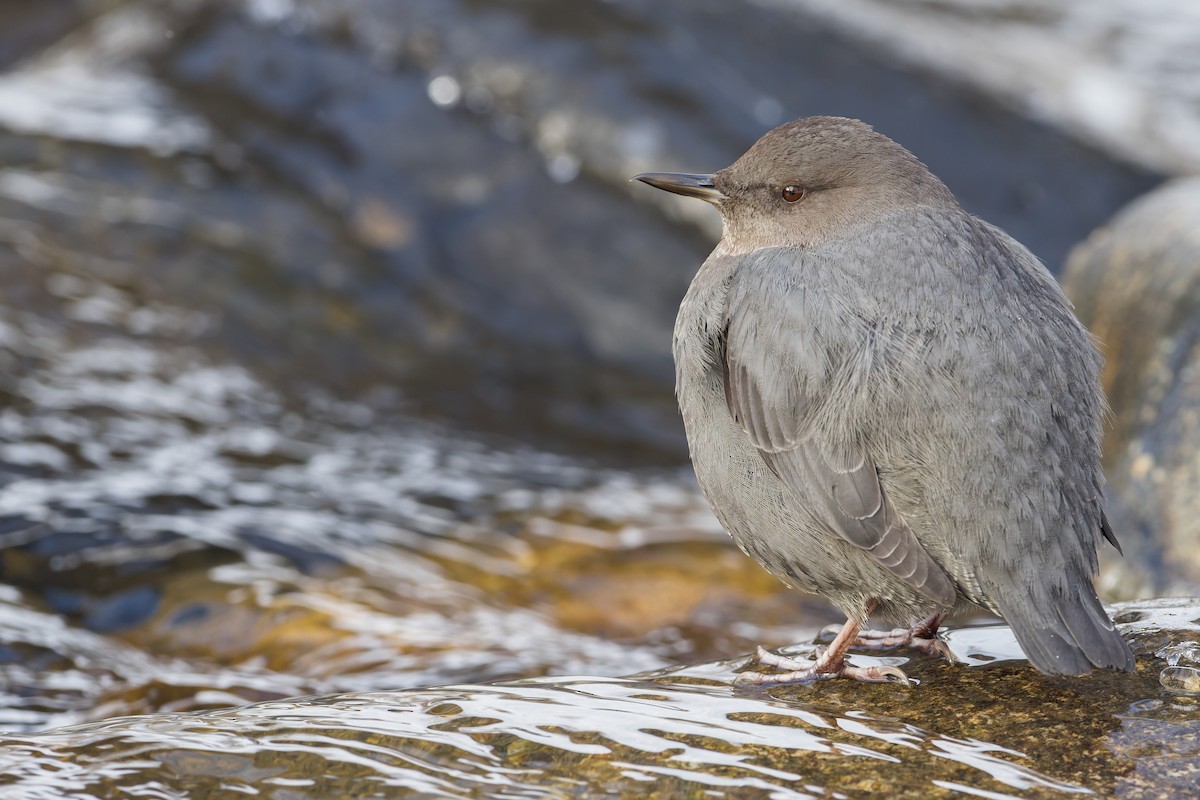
[0,248,826,733]
[1,606,1195,799]
[6,678,1083,798]
[2,1,1199,796]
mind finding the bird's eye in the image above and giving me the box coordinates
[781,185,805,203]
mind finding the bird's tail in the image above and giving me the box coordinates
[993,583,1135,676]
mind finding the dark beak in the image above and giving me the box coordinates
[633,172,725,204]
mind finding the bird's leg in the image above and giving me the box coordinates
[821,613,953,662]
[735,617,911,686]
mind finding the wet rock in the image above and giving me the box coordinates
[0,0,92,70]
[1064,178,1200,597]
[785,0,1200,178]
[0,597,1197,799]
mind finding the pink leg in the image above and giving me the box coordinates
[820,613,954,662]
[734,617,912,686]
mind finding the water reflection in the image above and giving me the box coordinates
[941,624,1030,668]
[0,675,1107,798]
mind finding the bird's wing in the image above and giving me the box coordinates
[721,250,957,607]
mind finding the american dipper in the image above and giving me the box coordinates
[635,116,1135,684]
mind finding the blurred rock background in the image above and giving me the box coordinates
[0,0,1197,739]
[1065,177,1200,599]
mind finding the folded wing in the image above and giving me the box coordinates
[721,250,957,608]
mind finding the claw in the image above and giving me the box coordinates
[844,664,913,685]
[926,638,956,664]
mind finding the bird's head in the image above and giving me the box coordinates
[635,116,957,253]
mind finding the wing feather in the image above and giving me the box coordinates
[723,251,957,608]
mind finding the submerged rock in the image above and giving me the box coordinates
[0,598,1196,799]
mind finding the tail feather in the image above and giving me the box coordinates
[994,586,1135,676]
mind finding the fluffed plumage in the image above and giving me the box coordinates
[644,116,1134,677]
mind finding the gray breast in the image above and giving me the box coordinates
[672,256,861,603]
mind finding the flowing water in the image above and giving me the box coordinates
[2,0,1200,797]
[0,289,816,731]
[1,601,1199,798]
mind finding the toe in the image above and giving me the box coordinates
[751,647,818,671]
[734,668,819,686]
[846,664,913,685]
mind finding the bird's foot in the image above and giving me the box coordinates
[820,614,954,663]
[734,645,911,686]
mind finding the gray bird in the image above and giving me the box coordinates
[635,116,1135,684]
